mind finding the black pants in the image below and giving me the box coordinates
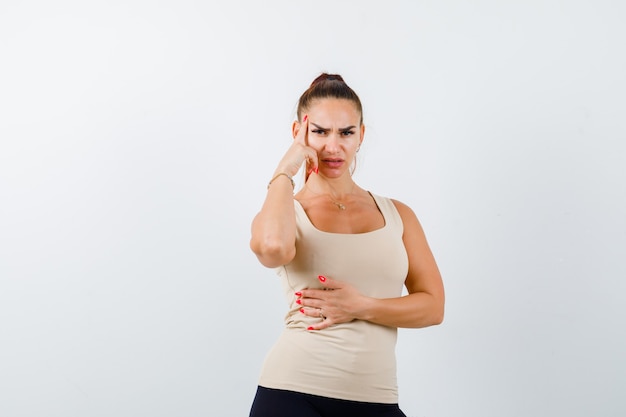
[249,386,408,417]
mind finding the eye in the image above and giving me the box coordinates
[341,130,355,136]
[311,129,327,135]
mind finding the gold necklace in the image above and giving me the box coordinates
[306,181,355,210]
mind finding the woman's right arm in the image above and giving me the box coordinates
[250,116,317,268]
[250,172,297,268]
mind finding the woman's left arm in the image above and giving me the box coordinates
[358,199,444,328]
[298,199,444,330]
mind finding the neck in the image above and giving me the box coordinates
[307,174,355,198]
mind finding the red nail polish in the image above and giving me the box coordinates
[295,292,302,297]
[303,115,308,122]
[314,167,319,174]
[296,299,302,305]
[318,275,326,282]
[307,327,314,331]
[300,308,305,313]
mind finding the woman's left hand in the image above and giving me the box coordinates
[296,275,367,331]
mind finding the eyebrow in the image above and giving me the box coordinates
[311,123,357,132]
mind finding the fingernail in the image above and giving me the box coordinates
[318,275,326,282]
[303,115,308,122]
[307,327,314,331]
[296,299,302,305]
[314,167,319,174]
[295,292,302,297]
[300,308,305,314]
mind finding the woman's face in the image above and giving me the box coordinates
[296,98,364,179]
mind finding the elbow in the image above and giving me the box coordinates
[427,286,445,326]
[418,309,443,328]
[250,237,295,268]
[430,295,445,325]
[432,308,444,326]
[431,299,445,326]
[420,299,444,327]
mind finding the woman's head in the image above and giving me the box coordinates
[294,74,365,180]
[297,74,363,125]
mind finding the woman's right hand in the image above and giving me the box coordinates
[274,115,319,177]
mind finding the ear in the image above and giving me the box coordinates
[292,120,300,140]
[359,124,365,146]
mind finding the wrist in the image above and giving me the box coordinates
[267,172,295,190]
[354,296,375,322]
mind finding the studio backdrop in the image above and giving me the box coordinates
[1,1,624,416]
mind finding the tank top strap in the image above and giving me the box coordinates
[368,193,404,235]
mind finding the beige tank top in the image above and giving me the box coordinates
[258,193,409,403]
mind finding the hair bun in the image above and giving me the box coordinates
[310,73,345,87]
[298,72,363,127]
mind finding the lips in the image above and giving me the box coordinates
[322,158,344,168]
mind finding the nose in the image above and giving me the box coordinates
[324,133,341,153]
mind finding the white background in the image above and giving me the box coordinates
[1,1,625,416]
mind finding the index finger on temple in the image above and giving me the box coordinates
[296,114,309,146]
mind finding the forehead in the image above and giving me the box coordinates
[306,98,361,125]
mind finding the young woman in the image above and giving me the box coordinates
[249,73,444,417]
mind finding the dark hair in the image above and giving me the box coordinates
[297,73,363,124]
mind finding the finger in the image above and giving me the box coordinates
[294,116,319,175]
[303,115,309,146]
[307,319,331,331]
[298,289,326,302]
[296,296,323,309]
[318,275,340,289]
[299,306,324,319]
[305,151,319,177]
[295,114,309,147]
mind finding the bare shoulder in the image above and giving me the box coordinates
[390,198,413,216]
[390,198,424,234]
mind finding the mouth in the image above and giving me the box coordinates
[321,158,344,168]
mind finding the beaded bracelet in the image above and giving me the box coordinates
[267,172,295,190]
